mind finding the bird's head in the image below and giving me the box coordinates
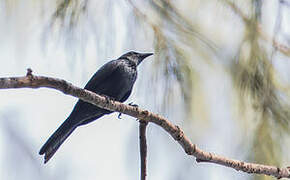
[119,51,153,66]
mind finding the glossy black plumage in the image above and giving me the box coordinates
[39,51,153,163]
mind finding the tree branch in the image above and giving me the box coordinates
[224,0,290,57]
[139,120,148,180]
[0,69,290,179]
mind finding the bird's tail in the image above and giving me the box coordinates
[39,117,77,163]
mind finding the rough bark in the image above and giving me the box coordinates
[0,69,289,179]
[139,120,148,180]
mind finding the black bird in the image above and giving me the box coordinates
[39,51,153,163]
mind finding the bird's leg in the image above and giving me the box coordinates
[118,102,139,119]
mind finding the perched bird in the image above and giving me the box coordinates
[39,51,153,163]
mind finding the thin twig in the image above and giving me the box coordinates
[139,120,148,180]
[224,0,290,57]
[0,69,290,179]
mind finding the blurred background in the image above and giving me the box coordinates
[0,0,290,180]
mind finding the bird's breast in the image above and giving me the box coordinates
[118,65,137,86]
[103,64,137,100]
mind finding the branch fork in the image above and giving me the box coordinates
[0,69,290,179]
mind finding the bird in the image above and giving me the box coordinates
[39,51,153,163]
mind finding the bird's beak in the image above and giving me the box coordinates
[140,53,153,60]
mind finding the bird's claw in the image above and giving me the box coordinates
[118,113,122,119]
[117,102,138,120]
[129,103,139,122]
[129,102,139,108]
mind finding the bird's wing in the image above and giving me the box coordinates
[84,59,119,91]
[65,59,120,123]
